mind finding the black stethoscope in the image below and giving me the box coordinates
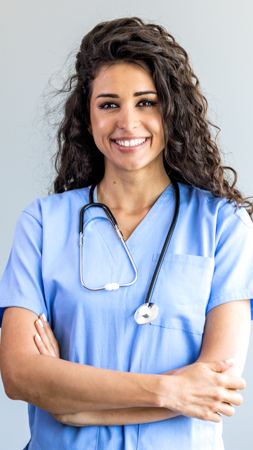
[79,179,180,325]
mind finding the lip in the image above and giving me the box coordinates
[111,137,150,153]
[111,136,149,141]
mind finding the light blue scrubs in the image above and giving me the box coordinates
[1,182,253,450]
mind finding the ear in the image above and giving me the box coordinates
[84,114,93,135]
[87,124,93,135]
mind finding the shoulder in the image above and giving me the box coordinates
[178,182,252,229]
[21,188,90,225]
[179,182,227,210]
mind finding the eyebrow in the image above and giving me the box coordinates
[96,90,157,99]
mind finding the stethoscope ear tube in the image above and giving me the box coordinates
[80,180,180,324]
[79,192,138,291]
[79,203,118,233]
[79,183,120,233]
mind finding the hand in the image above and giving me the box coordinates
[50,411,90,427]
[34,314,60,358]
[33,316,92,426]
[161,359,245,422]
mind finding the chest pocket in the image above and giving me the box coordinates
[137,254,214,375]
[148,253,214,335]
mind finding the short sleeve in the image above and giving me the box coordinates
[206,203,253,319]
[0,209,47,326]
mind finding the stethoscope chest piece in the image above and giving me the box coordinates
[134,303,159,325]
[81,180,180,325]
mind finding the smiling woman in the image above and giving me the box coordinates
[0,16,253,450]
[89,63,166,179]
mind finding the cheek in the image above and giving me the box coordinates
[150,118,164,144]
[147,112,163,132]
[91,115,112,140]
[90,120,112,155]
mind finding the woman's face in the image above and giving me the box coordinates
[89,62,165,175]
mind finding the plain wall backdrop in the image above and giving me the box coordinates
[0,1,252,448]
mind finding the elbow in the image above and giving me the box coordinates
[1,357,25,401]
[3,381,20,401]
[1,373,21,400]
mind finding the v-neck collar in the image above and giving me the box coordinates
[92,183,176,253]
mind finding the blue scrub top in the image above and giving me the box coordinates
[1,182,253,450]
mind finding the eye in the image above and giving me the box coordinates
[137,99,157,107]
[99,102,118,110]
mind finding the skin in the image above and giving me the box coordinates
[0,63,251,428]
[34,301,251,426]
[89,62,171,240]
[1,305,247,421]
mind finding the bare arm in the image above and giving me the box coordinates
[168,299,251,422]
[34,317,178,425]
[0,305,246,422]
[0,305,245,422]
[34,300,250,426]
[0,308,161,413]
[197,299,251,375]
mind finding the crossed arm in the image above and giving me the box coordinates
[0,299,251,426]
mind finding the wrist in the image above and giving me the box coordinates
[129,373,160,408]
[140,374,170,409]
[154,373,178,410]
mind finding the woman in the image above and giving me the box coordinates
[0,17,252,450]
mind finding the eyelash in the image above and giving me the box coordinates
[99,100,157,110]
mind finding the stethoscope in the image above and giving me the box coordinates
[79,179,180,325]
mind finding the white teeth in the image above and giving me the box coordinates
[115,138,147,147]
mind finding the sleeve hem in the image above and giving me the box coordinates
[0,297,47,326]
[206,290,253,320]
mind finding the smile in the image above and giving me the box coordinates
[113,138,148,148]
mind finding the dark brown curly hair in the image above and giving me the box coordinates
[53,17,253,217]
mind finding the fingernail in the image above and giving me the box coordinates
[225,358,235,364]
[42,313,47,322]
[38,319,44,328]
[36,333,41,342]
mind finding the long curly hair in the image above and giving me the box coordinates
[53,17,253,217]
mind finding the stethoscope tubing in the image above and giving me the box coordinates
[79,179,180,323]
[79,208,138,291]
[144,179,180,306]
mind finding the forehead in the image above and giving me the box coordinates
[91,63,156,96]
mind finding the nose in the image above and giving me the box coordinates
[116,105,140,131]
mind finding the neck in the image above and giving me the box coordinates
[97,162,171,213]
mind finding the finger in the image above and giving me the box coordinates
[209,384,244,406]
[203,412,222,423]
[215,373,246,391]
[35,318,56,355]
[193,407,222,423]
[209,358,235,374]
[212,402,235,418]
[39,314,60,357]
[194,402,234,422]
[50,413,68,424]
[35,319,56,357]
[34,333,50,356]
[223,389,243,406]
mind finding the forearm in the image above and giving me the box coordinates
[55,406,179,427]
[2,307,247,423]
[1,308,163,414]
[3,352,162,414]
[54,373,179,427]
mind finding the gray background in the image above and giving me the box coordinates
[0,0,252,448]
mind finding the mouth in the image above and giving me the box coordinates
[111,137,150,152]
